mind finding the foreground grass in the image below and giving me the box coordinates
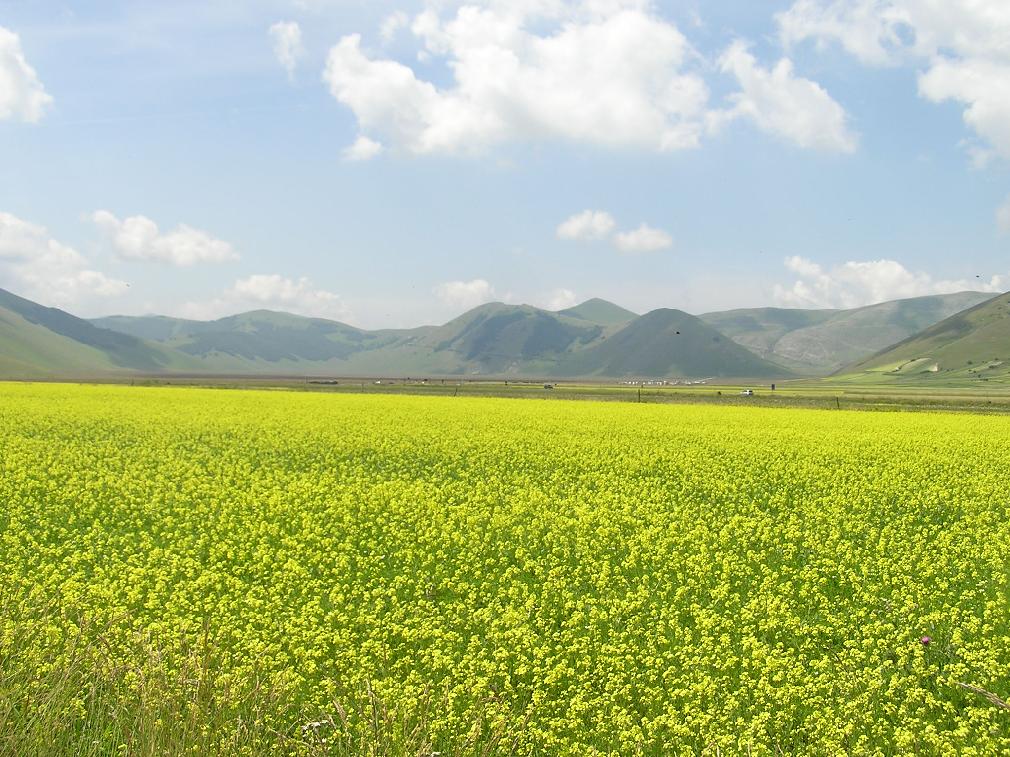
[1,585,470,756]
[3,383,1010,754]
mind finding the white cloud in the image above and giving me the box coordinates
[269,21,304,78]
[545,287,578,310]
[557,210,673,253]
[778,0,913,66]
[918,57,1010,161]
[998,196,1010,234]
[380,11,411,44]
[778,0,1010,159]
[0,26,52,122]
[323,2,710,155]
[613,223,673,253]
[773,255,1006,309]
[0,211,127,308]
[180,274,351,321]
[713,41,857,153]
[92,211,238,266]
[342,135,384,161]
[556,210,616,241]
[434,278,496,310]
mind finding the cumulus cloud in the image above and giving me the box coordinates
[613,223,673,253]
[773,255,1006,309]
[0,211,127,308]
[323,2,710,156]
[380,11,411,44]
[269,21,304,78]
[92,211,238,266]
[558,210,673,253]
[713,41,857,153]
[0,26,52,122]
[434,278,497,310]
[918,57,1010,162]
[778,0,913,66]
[342,135,384,161]
[545,287,578,310]
[556,210,616,241]
[181,274,351,321]
[778,0,1010,160]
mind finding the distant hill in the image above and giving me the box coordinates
[94,310,403,371]
[0,288,194,377]
[837,291,1010,383]
[94,304,570,375]
[701,291,993,373]
[5,288,994,381]
[87,299,790,379]
[558,308,785,378]
[558,298,637,326]
[411,303,606,374]
[91,314,203,343]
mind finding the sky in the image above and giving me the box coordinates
[1,0,1009,329]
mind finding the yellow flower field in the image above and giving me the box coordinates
[2,382,1010,754]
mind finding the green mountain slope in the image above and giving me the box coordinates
[91,314,203,342]
[91,302,617,376]
[16,288,990,381]
[92,300,790,378]
[559,308,788,378]
[837,291,1010,383]
[417,303,606,373]
[558,298,637,326]
[0,289,195,376]
[701,291,993,373]
[91,310,412,372]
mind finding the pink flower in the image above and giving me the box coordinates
[920,636,931,646]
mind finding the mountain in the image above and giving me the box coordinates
[6,288,992,381]
[412,303,607,373]
[701,291,994,374]
[93,302,621,377]
[91,314,204,343]
[93,310,406,372]
[837,291,1010,383]
[558,298,638,326]
[557,308,785,378]
[0,288,195,377]
[89,300,789,379]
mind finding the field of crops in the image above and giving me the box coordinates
[3,383,1010,755]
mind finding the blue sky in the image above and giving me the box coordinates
[1,0,1009,328]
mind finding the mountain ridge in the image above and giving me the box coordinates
[837,291,1010,383]
[9,290,785,378]
[1,287,1003,381]
[700,291,994,374]
[0,288,198,376]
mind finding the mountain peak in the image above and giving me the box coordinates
[559,298,637,326]
[0,287,1000,381]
